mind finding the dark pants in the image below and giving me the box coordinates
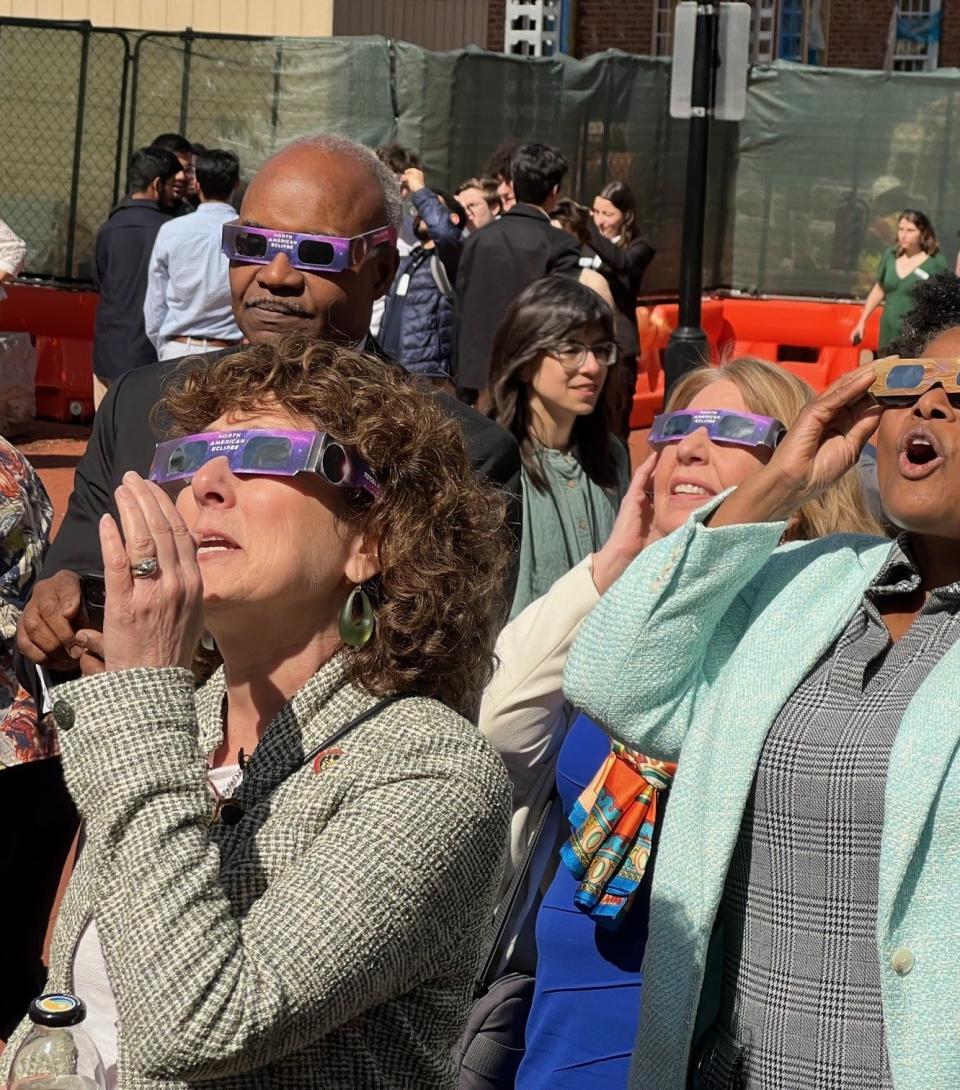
[0,757,78,1040]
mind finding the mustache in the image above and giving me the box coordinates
[244,297,311,318]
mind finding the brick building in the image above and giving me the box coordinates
[491,1,956,71]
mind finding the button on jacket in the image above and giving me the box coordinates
[93,198,170,381]
[0,656,511,1089]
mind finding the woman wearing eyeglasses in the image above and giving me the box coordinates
[566,312,960,1087]
[479,357,880,1089]
[0,337,511,1090]
[491,276,631,620]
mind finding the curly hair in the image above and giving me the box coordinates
[159,337,511,717]
[889,270,960,357]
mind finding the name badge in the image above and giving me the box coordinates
[915,268,930,281]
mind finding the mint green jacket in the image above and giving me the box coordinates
[565,501,960,1090]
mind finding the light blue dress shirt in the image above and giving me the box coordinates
[143,201,241,349]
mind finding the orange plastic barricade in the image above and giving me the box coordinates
[0,283,97,421]
[721,298,880,393]
[631,297,883,427]
[631,299,728,428]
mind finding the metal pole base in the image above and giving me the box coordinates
[663,325,711,401]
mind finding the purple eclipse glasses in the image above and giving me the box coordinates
[221,222,397,273]
[148,429,381,496]
[649,409,786,451]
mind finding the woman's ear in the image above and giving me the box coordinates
[344,530,381,585]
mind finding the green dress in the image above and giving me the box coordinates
[877,246,948,351]
[510,439,632,620]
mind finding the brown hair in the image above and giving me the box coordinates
[161,337,511,717]
[667,357,885,541]
[456,176,503,215]
[550,198,591,245]
[491,276,620,493]
[897,208,939,257]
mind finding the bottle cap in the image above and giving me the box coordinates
[28,994,87,1027]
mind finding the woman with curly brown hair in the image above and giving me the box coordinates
[1,337,512,1090]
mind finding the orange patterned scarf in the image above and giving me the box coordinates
[560,743,676,925]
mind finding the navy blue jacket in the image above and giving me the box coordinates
[380,187,462,379]
[93,197,170,381]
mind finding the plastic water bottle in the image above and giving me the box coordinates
[6,993,106,1090]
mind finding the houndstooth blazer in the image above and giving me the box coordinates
[1,655,510,1089]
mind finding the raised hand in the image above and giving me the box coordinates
[79,471,204,673]
[592,451,660,595]
[765,362,882,505]
[710,363,883,531]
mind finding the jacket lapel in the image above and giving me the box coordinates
[230,659,377,812]
[878,638,960,935]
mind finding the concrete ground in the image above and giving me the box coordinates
[14,422,653,542]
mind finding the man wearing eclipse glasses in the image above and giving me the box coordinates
[17,132,522,680]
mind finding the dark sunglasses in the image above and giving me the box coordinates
[221,222,397,273]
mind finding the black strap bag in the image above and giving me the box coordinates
[455,797,560,1088]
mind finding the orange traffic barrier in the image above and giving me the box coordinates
[0,282,97,421]
[632,297,883,427]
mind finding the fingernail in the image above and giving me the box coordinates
[75,632,88,646]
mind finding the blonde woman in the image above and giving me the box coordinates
[480,357,883,1090]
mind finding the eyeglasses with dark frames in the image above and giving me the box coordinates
[549,340,619,372]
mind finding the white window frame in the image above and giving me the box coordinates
[652,0,675,57]
[893,0,942,72]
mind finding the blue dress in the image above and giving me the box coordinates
[515,713,654,1089]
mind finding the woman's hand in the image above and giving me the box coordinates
[710,364,883,530]
[850,319,865,345]
[77,471,203,673]
[592,451,660,595]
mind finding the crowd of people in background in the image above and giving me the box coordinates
[0,123,959,1090]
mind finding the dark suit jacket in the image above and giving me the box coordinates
[42,351,522,596]
[454,204,582,392]
[93,198,169,381]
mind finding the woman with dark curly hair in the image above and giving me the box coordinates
[492,276,631,619]
[0,337,512,1090]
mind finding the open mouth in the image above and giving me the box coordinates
[904,437,938,465]
[197,536,240,555]
[898,427,945,479]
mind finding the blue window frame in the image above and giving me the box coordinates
[778,0,805,62]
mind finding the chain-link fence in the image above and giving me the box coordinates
[0,19,130,280]
[1,17,959,299]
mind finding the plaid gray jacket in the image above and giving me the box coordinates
[1,656,510,1088]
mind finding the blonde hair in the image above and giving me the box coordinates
[666,357,885,541]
